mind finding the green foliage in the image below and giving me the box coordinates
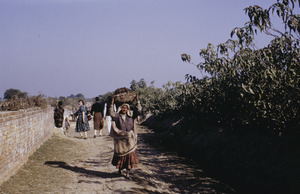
[181,53,191,63]
[67,93,85,99]
[48,93,88,110]
[128,0,299,134]
[130,79,162,114]
[4,88,28,100]
[98,92,114,104]
[75,93,85,98]
[67,94,76,98]
[128,79,186,119]
[135,0,298,135]
[177,0,300,134]
[0,95,48,111]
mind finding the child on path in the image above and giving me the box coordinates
[64,117,71,135]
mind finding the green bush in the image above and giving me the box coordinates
[138,0,300,135]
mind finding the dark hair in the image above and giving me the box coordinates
[95,97,100,101]
[78,100,85,105]
[58,101,63,106]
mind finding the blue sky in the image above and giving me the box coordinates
[0,0,281,98]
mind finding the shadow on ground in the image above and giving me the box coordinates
[45,161,119,179]
[128,130,235,193]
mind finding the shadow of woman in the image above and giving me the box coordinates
[44,161,119,179]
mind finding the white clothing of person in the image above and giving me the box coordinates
[103,103,116,134]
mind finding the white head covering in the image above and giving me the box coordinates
[118,103,133,117]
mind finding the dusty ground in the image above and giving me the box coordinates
[0,119,235,193]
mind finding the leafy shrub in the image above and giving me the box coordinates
[4,88,28,100]
[137,0,300,136]
[180,0,300,134]
[0,95,48,111]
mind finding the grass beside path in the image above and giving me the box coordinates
[0,122,236,193]
[0,134,84,194]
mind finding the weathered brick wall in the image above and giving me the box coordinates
[0,106,53,185]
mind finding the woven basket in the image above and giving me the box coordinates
[113,87,136,103]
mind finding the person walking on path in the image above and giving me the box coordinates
[109,95,142,179]
[90,97,105,138]
[103,96,117,135]
[54,101,64,129]
[75,100,90,139]
[64,117,71,135]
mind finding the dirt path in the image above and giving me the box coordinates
[0,120,235,193]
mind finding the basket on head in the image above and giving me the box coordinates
[113,87,136,103]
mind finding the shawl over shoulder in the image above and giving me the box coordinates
[110,121,137,157]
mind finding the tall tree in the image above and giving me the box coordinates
[4,89,28,99]
[181,0,300,133]
[76,93,85,98]
[130,79,138,91]
[138,78,147,89]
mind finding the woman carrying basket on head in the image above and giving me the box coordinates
[108,94,142,179]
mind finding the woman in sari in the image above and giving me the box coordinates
[54,101,64,128]
[109,95,142,179]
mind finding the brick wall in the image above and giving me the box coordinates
[0,106,53,185]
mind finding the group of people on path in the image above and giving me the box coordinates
[53,95,142,179]
[90,96,117,138]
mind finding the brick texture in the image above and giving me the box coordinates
[0,106,53,185]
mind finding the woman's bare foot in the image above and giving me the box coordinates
[125,170,131,179]
[118,169,122,176]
